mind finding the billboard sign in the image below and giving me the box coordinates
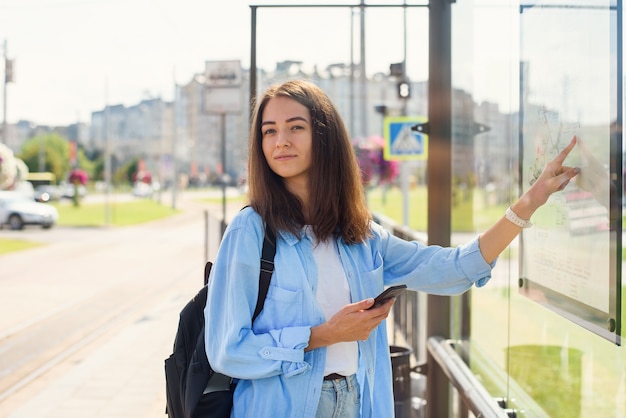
[203,60,242,113]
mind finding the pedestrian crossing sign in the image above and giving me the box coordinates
[384,116,428,161]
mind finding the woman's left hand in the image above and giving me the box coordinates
[479,136,580,263]
[519,136,580,215]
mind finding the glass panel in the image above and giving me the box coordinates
[457,0,626,416]
[452,0,522,411]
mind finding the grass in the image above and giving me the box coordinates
[201,194,247,206]
[52,199,180,227]
[0,199,180,256]
[366,185,507,232]
[0,238,45,255]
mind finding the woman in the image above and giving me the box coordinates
[204,79,579,418]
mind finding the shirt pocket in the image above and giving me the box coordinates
[256,285,304,330]
[358,251,385,297]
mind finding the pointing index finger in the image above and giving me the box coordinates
[554,136,577,164]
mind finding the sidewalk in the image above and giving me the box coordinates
[5,287,188,418]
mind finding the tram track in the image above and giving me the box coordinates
[0,197,221,413]
[0,258,199,404]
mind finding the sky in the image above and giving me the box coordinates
[0,0,432,126]
[3,1,613,130]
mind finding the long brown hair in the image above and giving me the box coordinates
[247,79,371,244]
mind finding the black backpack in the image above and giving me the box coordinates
[164,226,276,418]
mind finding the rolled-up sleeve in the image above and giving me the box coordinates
[259,327,312,377]
[456,238,496,287]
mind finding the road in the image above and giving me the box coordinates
[0,191,235,417]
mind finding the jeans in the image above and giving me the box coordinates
[315,374,360,418]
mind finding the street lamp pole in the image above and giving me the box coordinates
[220,112,227,236]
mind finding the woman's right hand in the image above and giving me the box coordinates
[306,298,395,351]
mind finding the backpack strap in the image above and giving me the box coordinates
[252,225,276,324]
[203,261,212,286]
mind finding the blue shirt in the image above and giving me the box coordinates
[204,207,495,418]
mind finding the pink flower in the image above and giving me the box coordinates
[133,170,152,184]
[353,135,399,186]
[69,168,89,185]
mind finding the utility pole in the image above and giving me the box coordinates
[400,0,409,227]
[2,39,9,145]
[104,79,112,226]
[402,0,408,117]
[359,0,367,139]
[171,73,178,210]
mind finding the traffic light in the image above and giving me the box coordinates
[5,59,14,83]
[397,80,410,99]
[389,62,404,77]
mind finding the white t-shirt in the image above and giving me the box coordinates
[308,228,359,377]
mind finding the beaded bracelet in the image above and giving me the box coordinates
[505,206,533,228]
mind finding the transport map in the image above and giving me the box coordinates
[518,1,621,344]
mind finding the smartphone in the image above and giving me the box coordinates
[368,285,407,309]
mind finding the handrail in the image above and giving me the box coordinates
[427,336,511,418]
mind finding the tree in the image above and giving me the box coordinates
[18,134,71,183]
[17,134,99,187]
[114,157,140,185]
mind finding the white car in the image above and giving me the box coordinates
[132,181,153,198]
[34,185,62,202]
[0,191,59,230]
